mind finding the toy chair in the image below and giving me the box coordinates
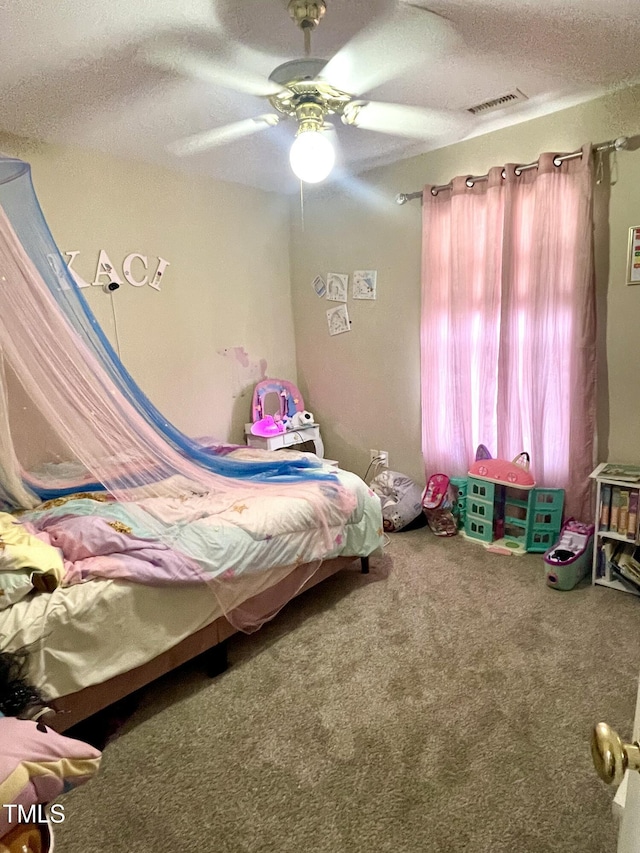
[422,474,457,537]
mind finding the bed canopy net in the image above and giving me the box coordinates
[0,155,357,628]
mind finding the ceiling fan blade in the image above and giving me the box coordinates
[342,100,472,141]
[319,5,460,97]
[168,114,280,157]
[143,44,283,98]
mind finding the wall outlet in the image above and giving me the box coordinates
[370,449,389,467]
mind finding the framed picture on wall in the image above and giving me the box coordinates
[326,272,348,302]
[627,227,640,285]
[352,269,377,300]
[326,303,351,336]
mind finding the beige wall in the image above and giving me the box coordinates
[290,84,640,486]
[3,83,640,480]
[0,133,296,447]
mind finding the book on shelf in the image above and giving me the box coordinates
[597,539,617,579]
[610,563,640,594]
[610,486,621,532]
[599,483,612,530]
[619,489,630,537]
[628,491,639,541]
[608,541,640,593]
[590,462,640,484]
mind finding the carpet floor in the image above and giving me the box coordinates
[55,530,640,852]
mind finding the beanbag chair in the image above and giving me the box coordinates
[370,469,423,532]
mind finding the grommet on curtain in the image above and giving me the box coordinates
[430,187,439,196]
[553,156,563,167]
[501,169,506,180]
[465,176,475,188]
[514,166,522,176]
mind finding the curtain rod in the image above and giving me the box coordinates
[395,135,630,204]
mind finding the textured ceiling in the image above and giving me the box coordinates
[1,0,639,193]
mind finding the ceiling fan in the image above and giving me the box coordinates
[148,0,470,184]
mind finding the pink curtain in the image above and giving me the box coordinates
[420,146,596,520]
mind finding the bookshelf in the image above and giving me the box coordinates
[591,463,640,597]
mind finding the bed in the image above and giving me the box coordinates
[0,449,384,731]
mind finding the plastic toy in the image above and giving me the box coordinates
[422,473,457,536]
[485,537,527,556]
[283,410,315,430]
[422,473,450,509]
[464,446,564,552]
[250,415,285,437]
[468,451,535,490]
[544,519,595,590]
[251,379,304,423]
[449,476,468,530]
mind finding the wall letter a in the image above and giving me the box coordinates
[92,250,124,287]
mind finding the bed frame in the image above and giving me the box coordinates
[49,555,369,733]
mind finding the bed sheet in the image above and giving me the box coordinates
[0,577,222,699]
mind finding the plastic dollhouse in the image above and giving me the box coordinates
[462,447,564,553]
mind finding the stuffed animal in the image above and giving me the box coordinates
[284,410,314,430]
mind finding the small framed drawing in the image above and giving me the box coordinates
[352,269,377,300]
[311,275,326,297]
[327,303,351,336]
[627,227,640,285]
[326,272,348,302]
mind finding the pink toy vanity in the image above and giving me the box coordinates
[245,379,325,457]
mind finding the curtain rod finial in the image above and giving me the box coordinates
[396,193,408,205]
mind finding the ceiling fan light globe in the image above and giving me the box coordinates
[289,130,335,183]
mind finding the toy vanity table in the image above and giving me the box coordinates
[244,422,324,456]
[245,378,325,457]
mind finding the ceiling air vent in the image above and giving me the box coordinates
[467,89,528,116]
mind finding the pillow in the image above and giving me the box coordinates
[0,717,101,838]
[0,513,64,610]
[0,570,36,611]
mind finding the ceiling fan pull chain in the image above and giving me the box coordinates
[304,26,311,56]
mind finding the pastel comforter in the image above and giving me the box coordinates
[0,451,383,698]
[19,457,383,589]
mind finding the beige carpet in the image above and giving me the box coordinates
[55,531,640,852]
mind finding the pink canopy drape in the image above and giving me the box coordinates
[420,146,596,520]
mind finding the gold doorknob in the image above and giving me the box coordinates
[591,722,640,785]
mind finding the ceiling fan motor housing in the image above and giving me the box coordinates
[294,101,325,135]
[288,0,326,30]
[268,61,353,126]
